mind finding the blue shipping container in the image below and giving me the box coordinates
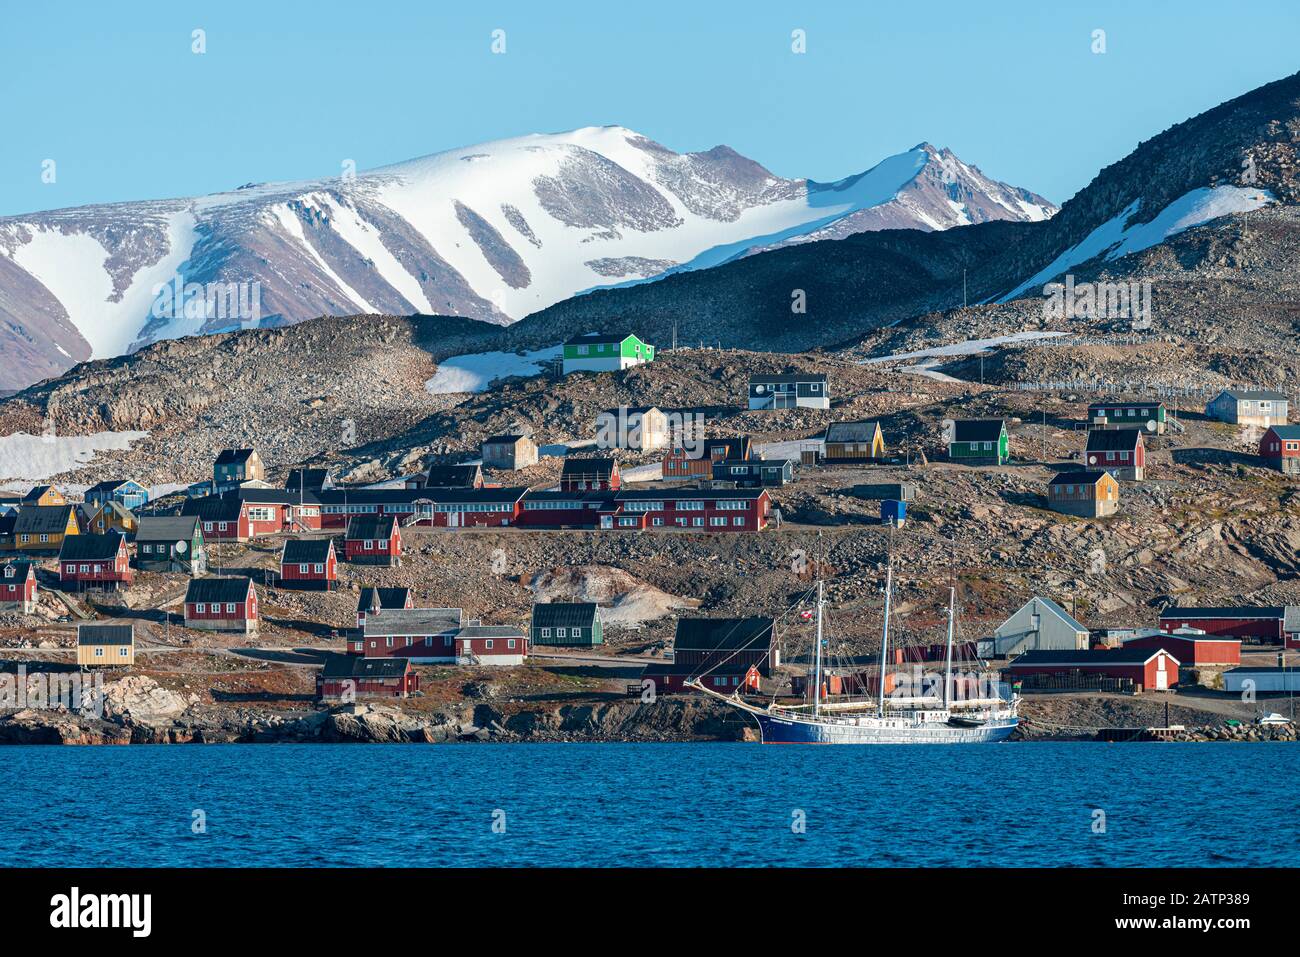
[881,499,906,526]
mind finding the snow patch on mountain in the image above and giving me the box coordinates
[1001,186,1273,301]
[0,430,150,482]
[425,346,562,394]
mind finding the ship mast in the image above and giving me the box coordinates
[812,578,824,718]
[877,563,894,718]
[943,586,956,709]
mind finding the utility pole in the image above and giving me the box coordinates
[963,268,968,309]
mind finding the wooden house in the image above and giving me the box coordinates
[607,488,772,531]
[595,406,670,452]
[1084,428,1145,480]
[1047,470,1119,518]
[184,577,259,633]
[662,436,754,480]
[59,532,133,590]
[213,448,266,487]
[562,332,654,374]
[345,515,402,565]
[1158,606,1294,643]
[982,596,1089,658]
[14,505,79,553]
[452,624,529,666]
[317,654,418,700]
[284,468,333,493]
[1260,425,1300,474]
[643,660,761,696]
[354,587,414,639]
[135,516,207,575]
[361,607,463,662]
[0,560,38,613]
[422,463,484,489]
[84,479,149,511]
[0,514,14,550]
[85,501,138,538]
[279,538,338,590]
[222,487,323,534]
[748,373,828,410]
[560,457,620,492]
[530,602,603,647]
[76,623,135,668]
[711,458,794,488]
[1206,389,1289,427]
[948,419,1009,466]
[482,434,539,470]
[669,617,779,689]
[182,496,251,542]
[824,421,886,462]
[1006,648,1179,692]
[22,485,66,507]
[1122,632,1241,668]
[1087,400,1167,434]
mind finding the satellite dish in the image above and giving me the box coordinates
[1146,420,1157,432]
[1088,455,1098,465]
[175,540,188,554]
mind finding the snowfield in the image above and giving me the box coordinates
[425,346,562,395]
[0,430,150,482]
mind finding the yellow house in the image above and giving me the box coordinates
[76,623,135,667]
[824,421,886,462]
[22,485,66,507]
[87,501,138,537]
[14,505,79,553]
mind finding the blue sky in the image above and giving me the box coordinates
[2,0,1297,216]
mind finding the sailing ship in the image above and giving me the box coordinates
[689,565,1019,744]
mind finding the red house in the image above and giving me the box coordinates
[451,624,529,665]
[345,515,402,565]
[362,607,463,662]
[1158,606,1291,643]
[317,655,419,700]
[1123,631,1241,668]
[226,488,323,535]
[608,488,772,531]
[0,560,38,613]
[183,496,251,542]
[352,587,414,652]
[184,577,259,633]
[58,532,133,590]
[1084,428,1146,480]
[1006,648,1179,692]
[279,538,338,590]
[560,457,621,492]
[642,661,761,695]
[1260,425,1300,474]
[662,437,754,481]
[317,487,525,530]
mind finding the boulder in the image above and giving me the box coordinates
[100,675,191,727]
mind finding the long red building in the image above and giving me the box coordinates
[279,538,338,590]
[58,532,133,590]
[517,488,773,531]
[1158,606,1293,643]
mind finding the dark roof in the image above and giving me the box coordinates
[615,488,766,502]
[483,434,528,445]
[561,458,617,478]
[424,463,482,486]
[520,490,612,504]
[565,332,638,345]
[1159,606,1288,620]
[952,419,1006,443]
[1049,470,1111,487]
[363,608,462,637]
[749,373,827,384]
[0,560,35,580]
[1220,389,1289,401]
[357,587,411,614]
[284,468,329,490]
[14,505,76,535]
[531,602,599,629]
[824,421,880,443]
[674,617,774,653]
[182,496,245,522]
[643,660,755,677]
[185,577,254,605]
[281,538,334,564]
[1266,425,1300,440]
[318,487,524,506]
[77,623,134,646]
[136,515,201,542]
[85,479,132,495]
[320,654,410,679]
[346,515,399,539]
[1009,648,1175,666]
[702,437,751,458]
[456,624,525,639]
[223,487,319,505]
[59,532,125,562]
[22,485,56,503]
[1086,428,1143,451]
[1087,399,1164,411]
[215,449,257,465]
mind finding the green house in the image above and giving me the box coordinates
[949,419,1009,465]
[562,333,654,374]
[530,602,603,647]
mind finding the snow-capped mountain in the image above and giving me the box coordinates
[0,126,1055,390]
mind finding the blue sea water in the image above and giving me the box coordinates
[1,742,1296,867]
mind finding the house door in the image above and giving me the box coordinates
[600,515,613,530]
[447,512,460,529]
[1155,657,1168,690]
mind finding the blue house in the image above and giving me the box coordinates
[84,479,150,511]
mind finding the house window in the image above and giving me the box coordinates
[508,639,516,649]
[386,637,394,647]
[95,648,104,658]
[119,647,128,657]
[299,563,309,573]
[225,603,235,613]
[485,640,494,650]
[541,627,551,638]
[692,517,704,527]
[734,517,745,526]
[313,564,324,574]
[557,627,567,638]
[196,603,206,613]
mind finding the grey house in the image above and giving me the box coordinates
[135,516,207,575]
[748,374,829,410]
[1205,389,1289,427]
[980,596,1090,658]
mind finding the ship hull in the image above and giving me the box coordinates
[752,711,1017,745]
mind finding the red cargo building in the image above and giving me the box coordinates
[58,532,133,590]
[1123,632,1241,667]
[279,538,338,590]
[1158,606,1291,643]
[317,654,418,699]
[1006,648,1179,692]
[345,515,402,565]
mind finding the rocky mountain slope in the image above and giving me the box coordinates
[0,129,1053,392]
